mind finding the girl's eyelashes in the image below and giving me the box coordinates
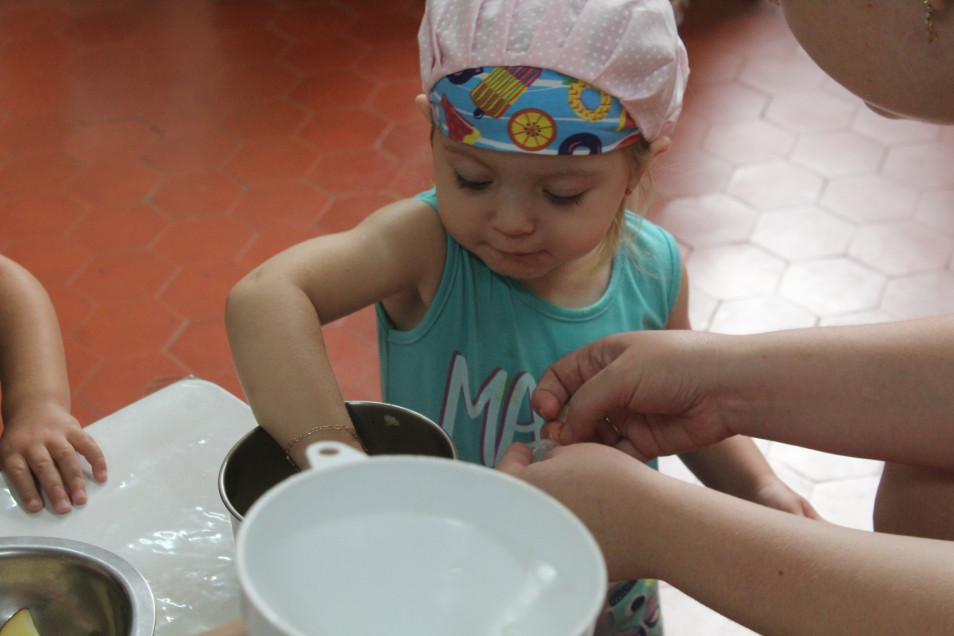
[454,173,491,190]
[544,190,586,207]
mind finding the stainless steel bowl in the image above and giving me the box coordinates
[219,401,457,529]
[0,536,155,636]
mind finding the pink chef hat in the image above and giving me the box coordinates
[418,0,690,142]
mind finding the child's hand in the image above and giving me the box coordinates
[0,403,107,513]
[752,478,822,520]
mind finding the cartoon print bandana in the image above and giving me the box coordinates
[429,67,643,155]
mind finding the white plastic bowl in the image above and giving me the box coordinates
[236,442,606,636]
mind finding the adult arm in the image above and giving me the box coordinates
[533,316,954,470]
[0,254,106,513]
[497,443,954,635]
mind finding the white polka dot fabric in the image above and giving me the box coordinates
[419,0,689,140]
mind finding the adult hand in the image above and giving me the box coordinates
[0,403,107,513]
[497,442,665,582]
[532,331,734,462]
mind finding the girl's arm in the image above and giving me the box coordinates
[498,443,954,636]
[664,264,816,516]
[225,199,446,467]
[0,255,106,513]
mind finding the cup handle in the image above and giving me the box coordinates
[305,441,367,471]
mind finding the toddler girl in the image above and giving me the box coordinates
[226,1,817,633]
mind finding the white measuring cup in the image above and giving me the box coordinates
[236,442,607,636]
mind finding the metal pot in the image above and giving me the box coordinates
[218,401,457,532]
[0,536,155,636]
[236,442,607,636]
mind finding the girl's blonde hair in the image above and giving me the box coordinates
[598,138,656,265]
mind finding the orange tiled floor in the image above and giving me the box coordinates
[2,0,953,633]
[3,0,951,425]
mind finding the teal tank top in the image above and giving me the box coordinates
[376,189,681,467]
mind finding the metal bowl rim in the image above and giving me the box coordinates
[0,535,156,636]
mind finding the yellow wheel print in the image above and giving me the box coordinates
[568,80,612,122]
[508,108,557,151]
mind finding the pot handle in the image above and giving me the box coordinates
[304,441,367,471]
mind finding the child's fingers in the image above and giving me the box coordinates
[27,448,73,513]
[495,442,533,474]
[49,442,89,506]
[2,453,45,512]
[70,430,107,482]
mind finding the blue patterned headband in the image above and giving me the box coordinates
[429,67,643,155]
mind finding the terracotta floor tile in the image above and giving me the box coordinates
[67,160,162,207]
[0,110,79,151]
[2,236,90,288]
[0,191,86,239]
[151,170,244,219]
[225,137,318,183]
[239,227,319,270]
[219,99,310,140]
[167,317,235,380]
[281,35,371,74]
[142,130,238,175]
[0,151,78,195]
[309,147,400,194]
[63,121,159,167]
[316,193,393,234]
[231,180,329,230]
[153,216,255,269]
[71,251,177,304]
[160,264,247,321]
[69,203,169,254]
[77,352,190,418]
[292,71,378,112]
[298,109,390,152]
[74,299,184,358]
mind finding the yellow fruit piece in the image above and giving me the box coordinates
[0,609,40,636]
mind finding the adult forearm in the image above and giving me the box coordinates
[644,473,954,635]
[716,316,954,469]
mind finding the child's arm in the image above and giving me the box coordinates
[225,199,446,467]
[665,264,818,517]
[0,254,106,513]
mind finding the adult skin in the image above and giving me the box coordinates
[497,443,954,636]
[531,0,954,541]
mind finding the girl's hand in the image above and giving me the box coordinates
[751,476,822,519]
[0,403,107,513]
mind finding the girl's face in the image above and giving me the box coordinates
[429,130,642,292]
[774,0,954,124]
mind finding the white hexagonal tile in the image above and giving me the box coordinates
[703,119,795,165]
[821,174,918,224]
[751,206,855,261]
[764,92,858,134]
[884,141,954,190]
[880,272,954,320]
[727,161,824,210]
[687,244,786,300]
[707,295,817,334]
[767,443,884,483]
[810,474,882,531]
[851,107,941,145]
[791,131,886,178]
[779,258,886,315]
[849,221,954,276]
[914,189,954,238]
[657,193,758,248]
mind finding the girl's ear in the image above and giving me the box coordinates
[649,135,671,158]
[626,135,671,190]
[414,94,431,122]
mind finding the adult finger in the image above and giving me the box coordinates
[495,442,533,475]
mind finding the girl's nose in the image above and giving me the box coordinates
[492,196,534,236]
